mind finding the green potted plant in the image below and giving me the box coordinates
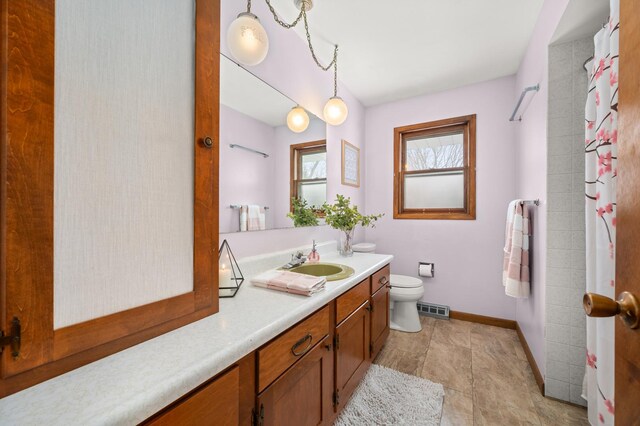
[323,194,383,256]
[287,197,320,227]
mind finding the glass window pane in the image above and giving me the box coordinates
[298,181,326,208]
[405,132,463,171]
[403,171,464,209]
[301,150,327,179]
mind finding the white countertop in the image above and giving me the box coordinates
[0,251,392,425]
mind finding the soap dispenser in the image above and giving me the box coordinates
[308,240,320,263]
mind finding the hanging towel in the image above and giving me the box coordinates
[259,207,266,231]
[239,206,248,232]
[502,200,531,298]
[251,270,326,296]
[247,205,261,231]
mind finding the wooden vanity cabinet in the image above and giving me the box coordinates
[256,337,334,426]
[144,366,240,426]
[369,264,391,360]
[334,301,371,412]
[369,283,390,360]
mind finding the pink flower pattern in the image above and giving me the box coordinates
[585,4,618,425]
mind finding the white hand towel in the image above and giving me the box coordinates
[247,205,261,231]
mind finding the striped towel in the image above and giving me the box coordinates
[502,200,531,298]
[251,270,326,297]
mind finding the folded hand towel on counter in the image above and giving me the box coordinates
[251,270,326,296]
[503,200,531,298]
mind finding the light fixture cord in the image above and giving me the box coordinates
[263,0,340,96]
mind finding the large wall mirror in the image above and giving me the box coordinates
[219,54,328,233]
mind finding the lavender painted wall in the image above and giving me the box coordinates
[513,0,570,377]
[220,0,367,257]
[363,76,518,320]
[219,105,276,233]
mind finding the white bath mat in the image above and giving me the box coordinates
[334,364,445,426]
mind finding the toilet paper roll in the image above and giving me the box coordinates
[419,263,434,278]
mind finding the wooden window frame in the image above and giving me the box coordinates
[289,140,327,215]
[0,0,220,397]
[393,114,476,220]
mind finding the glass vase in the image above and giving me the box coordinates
[339,229,355,257]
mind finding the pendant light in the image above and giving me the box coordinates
[229,0,349,126]
[287,106,310,133]
[227,4,269,66]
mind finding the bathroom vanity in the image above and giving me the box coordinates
[0,250,392,424]
[147,262,391,425]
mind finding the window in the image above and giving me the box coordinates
[394,115,476,220]
[290,140,327,211]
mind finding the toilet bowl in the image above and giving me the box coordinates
[352,243,424,333]
[389,274,424,332]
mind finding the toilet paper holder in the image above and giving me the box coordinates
[418,262,434,278]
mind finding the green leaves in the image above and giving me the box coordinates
[287,197,320,227]
[322,194,383,231]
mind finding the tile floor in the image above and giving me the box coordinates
[373,316,589,425]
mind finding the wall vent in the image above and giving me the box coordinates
[417,302,450,320]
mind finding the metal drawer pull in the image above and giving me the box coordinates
[291,333,313,356]
[379,276,389,286]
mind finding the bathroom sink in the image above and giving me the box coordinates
[288,263,355,281]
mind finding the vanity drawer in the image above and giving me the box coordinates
[371,264,391,294]
[258,305,330,392]
[336,278,370,325]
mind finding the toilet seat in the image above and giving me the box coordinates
[353,243,376,253]
[390,274,423,288]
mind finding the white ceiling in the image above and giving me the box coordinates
[220,54,296,127]
[267,0,545,106]
[552,0,609,44]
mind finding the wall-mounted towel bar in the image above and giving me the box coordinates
[523,199,540,206]
[509,84,540,122]
[229,144,269,158]
[230,205,270,210]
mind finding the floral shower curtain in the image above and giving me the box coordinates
[584,0,618,424]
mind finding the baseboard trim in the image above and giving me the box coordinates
[449,310,516,329]
[516,323,545,394]
[447,310,544,394]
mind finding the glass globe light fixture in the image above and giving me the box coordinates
[323,96,348,126]
[227,13,269,66]
[287,106,310,133]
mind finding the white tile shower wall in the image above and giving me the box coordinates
[544,37,592,406]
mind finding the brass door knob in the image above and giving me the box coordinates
[583,291,640,329]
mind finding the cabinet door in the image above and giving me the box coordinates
[335,302,370,411]
[370,284,390,360]
[258,337,334,426]
[0,0,219,397]
[145,366,239,426]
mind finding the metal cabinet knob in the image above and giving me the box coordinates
[583,291,640,329]
[203,136,213,148]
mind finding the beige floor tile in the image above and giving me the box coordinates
[472,347,540,394]
[530,391,589,426]
[474,404,541,426]
[431,319,472,349]
[373,347,426,376]
[473,371,540,424]
[470,324,522,359]
[440,387,473,426]
[421,339,473,395]
[386,328,432,354]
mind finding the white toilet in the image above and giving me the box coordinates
[352,243,425,333]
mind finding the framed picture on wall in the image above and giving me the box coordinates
[341,140,360,187]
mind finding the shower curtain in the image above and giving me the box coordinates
[584,0,618,424]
